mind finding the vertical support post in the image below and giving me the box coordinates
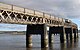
[41,24,48,48]
[72,28,74,41]
[26,25,32,48]
[74,29,76,41]
[76,29,78,38]
[66,33,68,42]
[49,34,53,44]
[12,5,13,11]
[26,34,32,48]
[70,28,74,42]
[70,28,72,42]
[60,27,66,43]
[49,27,54,44]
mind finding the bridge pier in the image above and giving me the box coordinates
[66,33,69,42]
[26,34,32,48]
[26,24,48,48]
[49,26,66,43]
[65,28,74,43]
[49,27,54,44]
[41,24,48,48]
[76,29,78,38]
[73,29,77,41]
[70,28,74,42]
[60,27,66,43]
[72,28,74,41]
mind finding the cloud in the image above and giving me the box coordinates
[0,0,80,19]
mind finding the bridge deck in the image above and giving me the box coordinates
[0,2,77,28]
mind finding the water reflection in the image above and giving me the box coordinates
[60,43,66,50]
[60,38,79,50]
[49,44,54,50]
[26,48,32,50]
[41,48,49,50]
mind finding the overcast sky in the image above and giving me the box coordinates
[0,0,80,31]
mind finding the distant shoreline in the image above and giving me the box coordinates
[0,31,26,35]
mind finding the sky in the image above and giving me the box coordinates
[0,0,80,31]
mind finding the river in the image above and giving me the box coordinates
[0,34,79,50]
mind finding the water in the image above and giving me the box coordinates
[0,34,79,50]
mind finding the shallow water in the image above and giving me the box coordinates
[0,34,79,50]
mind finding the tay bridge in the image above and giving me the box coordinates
[0,2,78,48]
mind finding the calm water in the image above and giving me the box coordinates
[0,34,79,50]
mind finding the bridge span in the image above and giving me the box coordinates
[0,2,78,48]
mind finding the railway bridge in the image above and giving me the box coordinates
[0,2,78,48]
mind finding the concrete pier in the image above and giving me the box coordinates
[60,27,66,43]
[73,29,77,40]
[41,24,48,48]
[76,29,78,38]
[26,24,48,48]
[49,26,66,43]
[65,28,74,42]
[26,34,32,48]
[70,28,74,42]
[66,33,69,42]
[49,27,54,44]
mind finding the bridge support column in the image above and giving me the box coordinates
[49,27,54,44]
[41,24,48,48]
[74,29,77,41]
[49,34,53,44]
[26,34,32,48]
[70,28,74,42]
[60,27,66,43]
[26,25,33,48]
[66,33,69,42]
[76,29,78,38]
[72,28,74,41]
[26,24,48,48]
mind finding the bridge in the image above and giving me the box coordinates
[0,2,78,48]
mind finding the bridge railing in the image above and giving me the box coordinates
[0,2,44,17]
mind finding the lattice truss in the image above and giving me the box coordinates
[0,9,62,25]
